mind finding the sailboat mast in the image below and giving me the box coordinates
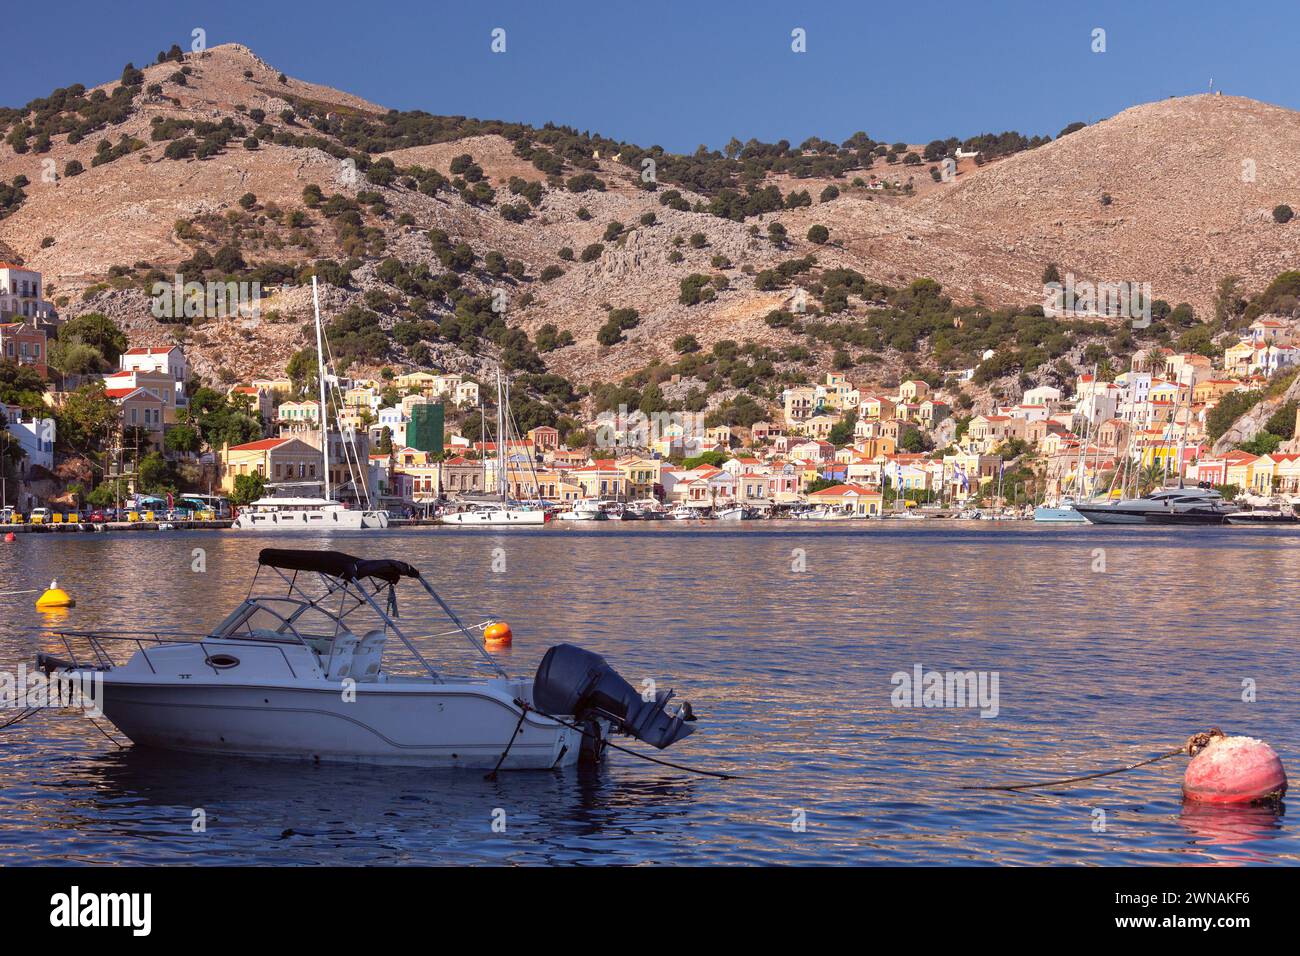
[497,368,506,502]
[312,276,331,503]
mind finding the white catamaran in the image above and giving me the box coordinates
[233,276,388,531]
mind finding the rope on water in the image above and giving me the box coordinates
[962,728,1225,792]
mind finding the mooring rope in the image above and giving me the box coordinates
[518,699,742,780]
[962,728,1225,792]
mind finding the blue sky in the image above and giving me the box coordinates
[5,1,1296,152]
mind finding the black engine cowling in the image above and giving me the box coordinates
[533,644,696,750]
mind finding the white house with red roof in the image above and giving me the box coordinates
[119,346,188,404]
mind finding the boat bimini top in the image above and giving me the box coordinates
[237,548,507,681]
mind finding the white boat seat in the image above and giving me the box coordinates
[323,633,358,681]
[352,629,387,682]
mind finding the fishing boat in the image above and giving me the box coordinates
[626,500,666,520]
[713,505,752,521]
[36,548,698,769]
[668,504,703,520]
[233,277,389,532]
[805,505,854,521]
[439,369,548,526]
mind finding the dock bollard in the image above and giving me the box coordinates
[1184,735,1287,804]
[35,579,75,609]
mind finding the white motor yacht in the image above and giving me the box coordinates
[37,548,697,770]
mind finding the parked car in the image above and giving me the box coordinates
[88,510,107,522]
[29,507,50,525]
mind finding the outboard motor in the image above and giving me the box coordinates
[533,644,696,750]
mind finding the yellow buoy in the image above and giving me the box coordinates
[484,621,512,646]
[35,579,74,609]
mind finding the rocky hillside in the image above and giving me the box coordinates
[2,44,1299,415]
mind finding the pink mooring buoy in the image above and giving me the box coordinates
[1183,735,1287,804]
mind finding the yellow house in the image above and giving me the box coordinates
[617,455,662,497]
[219,437,322,493]
[808,482,883,515]
[898,380,931,402]
[1223,341,1255,377]
[394,371,440,391]
[1224,452,1258,491]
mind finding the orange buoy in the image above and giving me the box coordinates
[3,532,14,542]
[1184,735,1287,804]
[484,621,513,646]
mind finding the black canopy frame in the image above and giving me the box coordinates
[251,549,507,679]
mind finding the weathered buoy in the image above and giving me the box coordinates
[35,579,75,610]
[1184,735,1287,804]
[484,621,512,646]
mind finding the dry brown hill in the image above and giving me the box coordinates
[2,44,1299,400]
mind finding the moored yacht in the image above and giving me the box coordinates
[233,277,388,532]
[438,369,548,527]
[1074,486,1227,525]
[233,498,389,530]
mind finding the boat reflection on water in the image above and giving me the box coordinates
[67,744,701,863]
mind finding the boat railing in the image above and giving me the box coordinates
[46,629,305,678]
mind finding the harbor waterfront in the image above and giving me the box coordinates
[0,523,1296,865]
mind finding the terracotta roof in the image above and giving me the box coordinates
[124,346,179,356]
[228,438,291,452]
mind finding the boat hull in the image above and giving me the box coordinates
[1073,505,1149,525]
[438,509,549,526]
[233,510,389,530]
[1225,512,1299,525]
[99,677,583,769]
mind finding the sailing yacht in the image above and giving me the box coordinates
[233,277,388,531]
[439,368,549,526]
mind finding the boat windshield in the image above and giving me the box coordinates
[210,597,350,643]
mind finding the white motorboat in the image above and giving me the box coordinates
[805,505,854,521]
[554,499,608,521]
[668,504,704,520]
[37,548,697,769]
